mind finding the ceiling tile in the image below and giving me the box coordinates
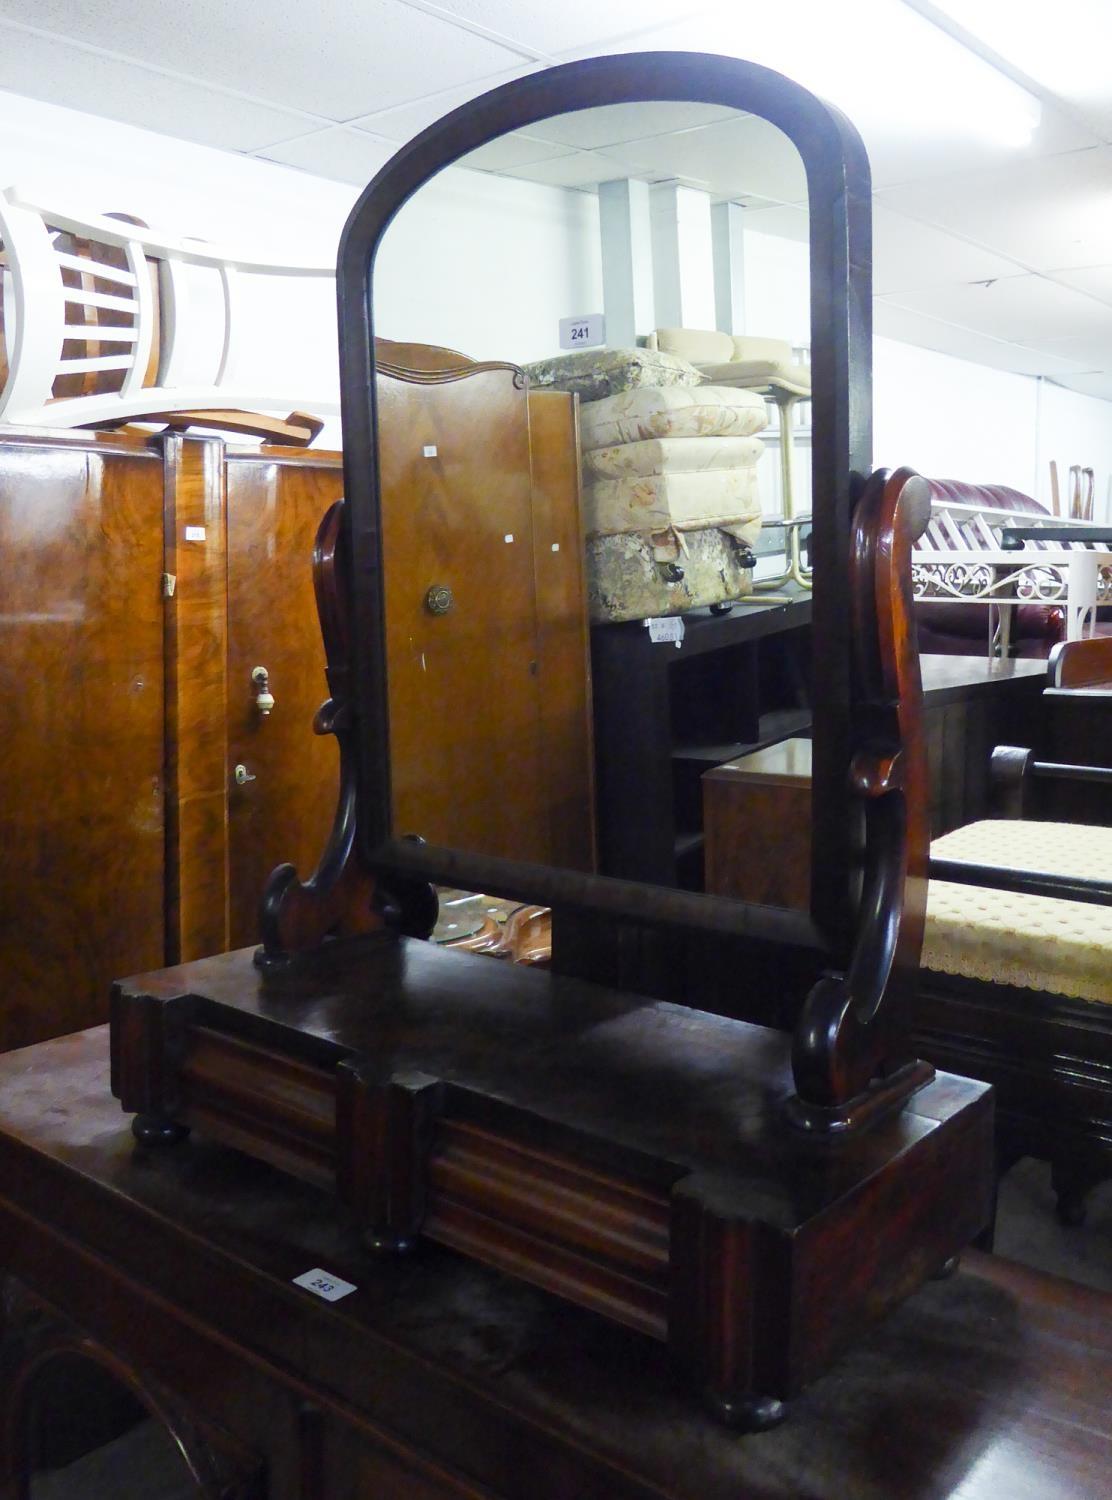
[406,1,715,58]
[520,102,739,150]
[602,114,806,204]
[1046,263,1112,306]
[870,206,1026,295]
[497,148,636,189]
[349,66,538,141]
[876,145,1112,272]
[457,131,582,170]
[1029,333,1111,371]
[918,0,1112,144]
[0,25,312,150]
[882,273,1112,348]
[858,104,1099,194]
[0,1,527,119]
[1052,371,1112,401]
[873,299,1092,378]
[257,125,398,185]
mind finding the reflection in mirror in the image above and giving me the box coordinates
[20,1352,198,1499]
[371,103,813,888]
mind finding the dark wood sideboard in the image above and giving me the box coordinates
[0,1027,1109,1500]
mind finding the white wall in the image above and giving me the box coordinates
[0,88,602,443]
[1037,380,1112,524]
[3,83,1108,502]
[872,336,1041,495]
[741,216,1112,518]
[375,171,601,365]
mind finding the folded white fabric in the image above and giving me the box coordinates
[579,384,767,451]
[582,434,765,480]
[583,468,761,540]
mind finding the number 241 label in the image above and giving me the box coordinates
[559,313,605,350]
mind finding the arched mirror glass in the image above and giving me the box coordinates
[371,103,813,890]
[336,54,870,958]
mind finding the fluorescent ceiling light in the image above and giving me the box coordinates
[670,0,1042,151]
[924,0,1110,101]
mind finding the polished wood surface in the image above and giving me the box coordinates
[0,431,166,1052]
[2,1026,1110,1500]
[373,357,594,870]
[527,388,596,871]
[225,446,343,948]
[162,432,230,964]
[704,739,812,910]
[1048,632,1112,689]
[0,429,348,1050]
[378,359,547,860]
[111,933,993,1423]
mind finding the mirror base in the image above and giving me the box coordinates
[112,937,995,1423]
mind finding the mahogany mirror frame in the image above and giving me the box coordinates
[335,50,873,967]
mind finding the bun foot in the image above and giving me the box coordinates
[703,1388,787,1431]
[132,1115,190,1147]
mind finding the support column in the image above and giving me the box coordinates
[712,201,747,335]
[598,178,654,349]
[650,181,715,332]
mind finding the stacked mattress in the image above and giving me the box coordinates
[578,383,769,622]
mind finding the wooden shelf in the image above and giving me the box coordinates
[672,709,813,768]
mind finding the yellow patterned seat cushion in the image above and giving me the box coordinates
[579,385,768,450]
[583,468,762,540]
[583,435,765,480]
[924,820,1112,1004]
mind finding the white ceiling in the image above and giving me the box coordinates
[3,0,1112,399]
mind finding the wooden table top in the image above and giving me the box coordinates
[1,1026,1110,1500]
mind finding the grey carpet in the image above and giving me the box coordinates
[994,1156,1112,1293]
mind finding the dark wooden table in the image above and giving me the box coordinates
[0,1027,1109,1500]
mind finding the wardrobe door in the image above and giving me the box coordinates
[377,366,550,863]
[225,448,343,949]
[0,433,166,1051]
[527,388,596,873]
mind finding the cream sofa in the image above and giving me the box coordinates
[645,330,811,398]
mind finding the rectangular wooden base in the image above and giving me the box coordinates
[111,936,994,1413]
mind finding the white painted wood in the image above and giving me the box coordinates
[57,354,133,373]
[54,251,138,285]
[1,386,339,427]
[61,324,139,341]
[0,185,343,430]
[7,190,335,275]
[121,238,154,395]
[61,287,138,314]
[215,264,238,387]
[0,196,64,420]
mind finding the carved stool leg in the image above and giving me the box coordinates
[131,1115,190,1147]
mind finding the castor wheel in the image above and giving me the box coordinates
[703,1388,787,1431]
[709,601,734,615]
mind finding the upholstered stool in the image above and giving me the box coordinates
[925,820,1112,1003]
